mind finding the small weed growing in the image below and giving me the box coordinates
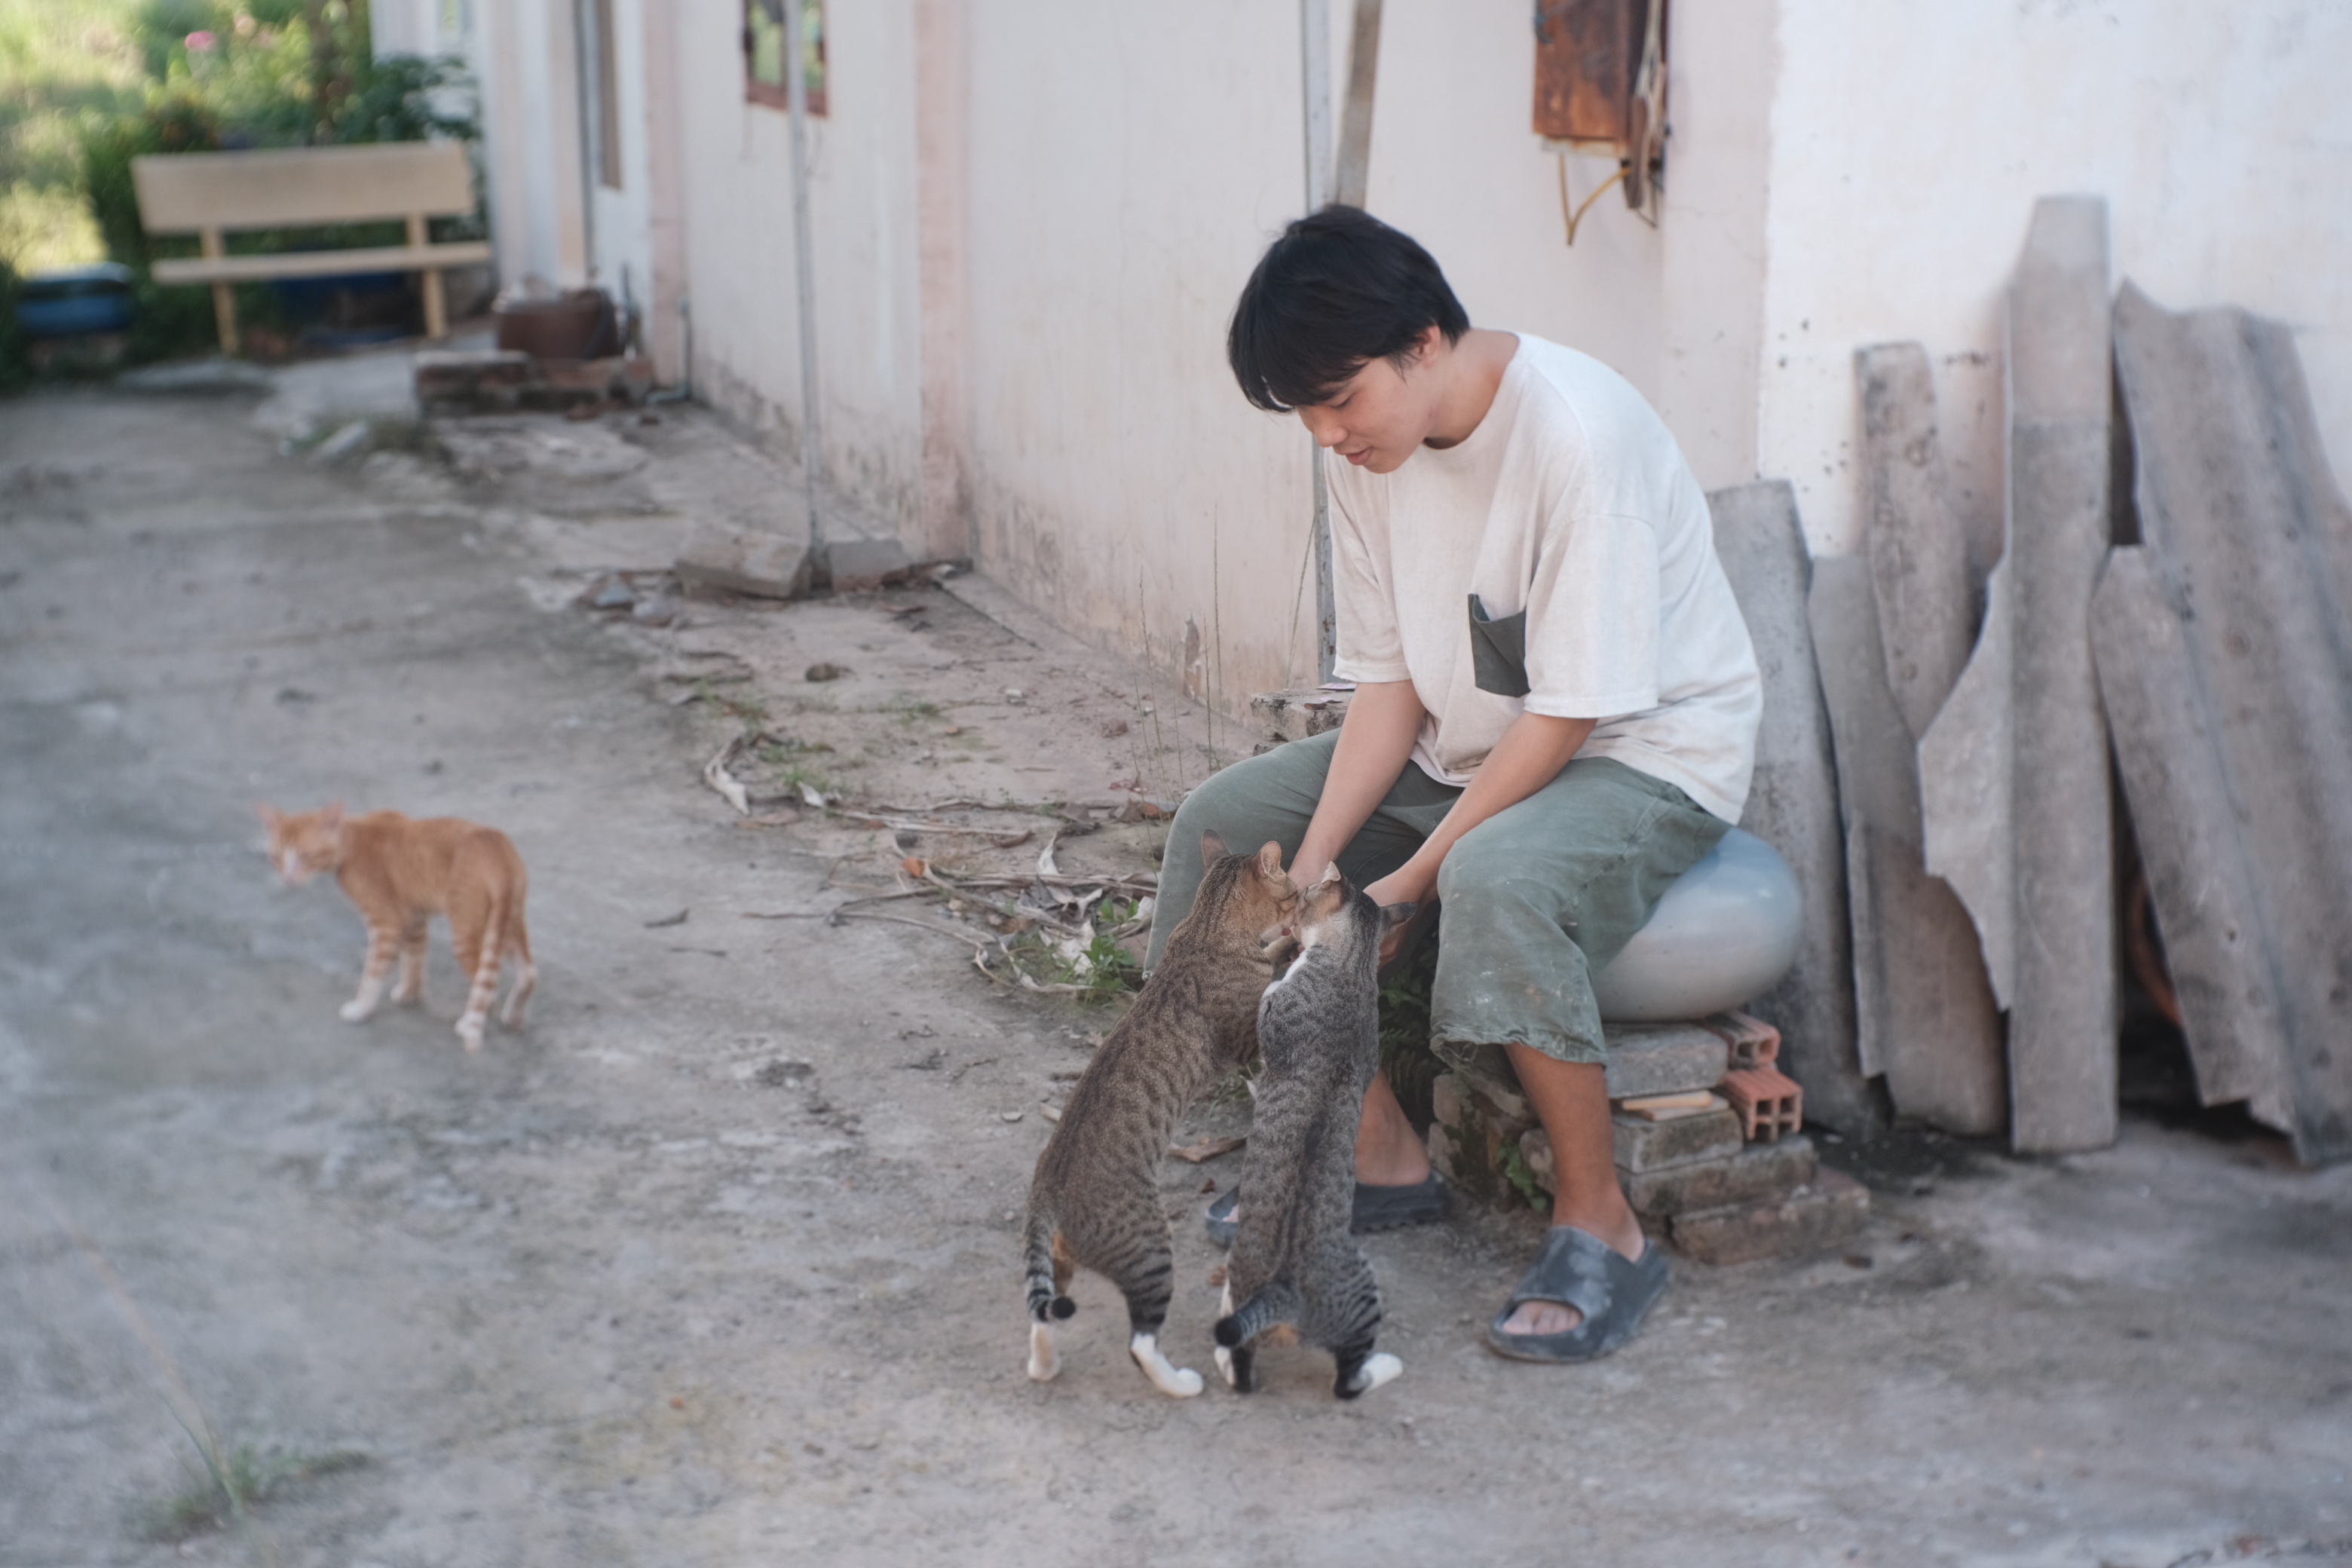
[697,681,770,730]
[141,1442,369,1542]
[884,691,943,724]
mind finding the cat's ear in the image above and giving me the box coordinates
[1254,841,1285,880]
[1379,902,1417,932]
[321,802,345,831]
[1199,830,1230,863]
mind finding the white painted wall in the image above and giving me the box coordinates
[1761,0,2352,558]
[473,0,590,293]
[583,0,656,332]
[458,0,2351,715]
[669,0,926,525]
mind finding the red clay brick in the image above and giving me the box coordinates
[1701,1009,1782,1069]
[1721,1064,1803,1142]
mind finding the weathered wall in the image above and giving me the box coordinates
[957,1,1321,708]
[669,0,929,543]
[1760,0,2352,557]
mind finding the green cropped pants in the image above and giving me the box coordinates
[1144,732,1727,1070]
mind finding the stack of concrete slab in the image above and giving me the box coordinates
[1429,1012,1867,1265]
[1894,196,2122,1152]
[2092,283,2352,1165]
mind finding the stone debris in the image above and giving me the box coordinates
[675,525,812,602]
[823,536,916,593]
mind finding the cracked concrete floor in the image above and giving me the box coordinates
[2,382,2349,1568]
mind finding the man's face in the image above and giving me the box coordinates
[1294,327,1442,476]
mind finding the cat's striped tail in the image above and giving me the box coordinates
[1023,1205,1076,1324]
[1214,1282,1302,1349]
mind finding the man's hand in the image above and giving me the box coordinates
[1364,866,1434,970]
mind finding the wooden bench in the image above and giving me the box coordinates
[131,142,492,354]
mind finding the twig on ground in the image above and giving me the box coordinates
[702,737,751,815]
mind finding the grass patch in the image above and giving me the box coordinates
[141,1441,369,1543]
[882,690,942,724]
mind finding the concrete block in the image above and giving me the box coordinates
[675,525,812,601]
[2107,280,2352,1163]
[1426,1070,1536,1205]
[1601,1021,1729,1101]
[1667,1165,1868,1266]
[1624,1134,1818,1222]
[1811,556,2007,1135]
[1721,1065,1803,1143]
[825,536,914,593]
[1612,1106,1745,1174]
[1708,482,1880,1135]
[1249,688,1351,746]
[1699,1010,1780,1070]
[1856,343,1979,739]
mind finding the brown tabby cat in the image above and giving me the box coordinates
[1023,832,1297,1398]
[258,803,536,1052]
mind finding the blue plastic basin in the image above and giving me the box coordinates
[15,263,136,338]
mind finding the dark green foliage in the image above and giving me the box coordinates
[67,4,482,363]
[1377,934,1443,1135]
[0,259,34,392]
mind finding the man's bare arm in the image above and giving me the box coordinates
[1291,681,1425,884]
[1367,710,1598,912]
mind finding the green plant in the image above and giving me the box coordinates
[882,690,942,724]
[1377,936,1443,1135]
[1495,1135,1548,1212]
[0,257,32,392]
[142,1441,369,1542]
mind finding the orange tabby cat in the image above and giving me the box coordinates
[257,803,537,1052]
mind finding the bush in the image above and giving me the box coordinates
[69,2,482,362]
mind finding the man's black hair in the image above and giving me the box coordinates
[1227,205,1471,412]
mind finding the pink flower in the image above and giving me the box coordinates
[185,30,217,51]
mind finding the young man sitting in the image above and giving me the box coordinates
[1146,206,1761,1361]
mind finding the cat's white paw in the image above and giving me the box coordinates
[455,1018,485,1052]
[1129,1334,1204,1398]
[1027,1321,1060,1382]
[1214,1344,1236,1387]
[1353,1352,1403,1395]
[339,999,375,1023]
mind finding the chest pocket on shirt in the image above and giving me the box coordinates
[1467,595,1531,698]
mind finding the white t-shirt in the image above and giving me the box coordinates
[1327,334,1761,823]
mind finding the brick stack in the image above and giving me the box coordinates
[1426,1011,1867,1265]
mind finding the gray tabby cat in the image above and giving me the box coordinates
[1213,870,1412,1399]
[1024,834,1299,1398]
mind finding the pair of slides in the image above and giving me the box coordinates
[1205,1175,1668,1363]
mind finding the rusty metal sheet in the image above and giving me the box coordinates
[1533,0,1640,145]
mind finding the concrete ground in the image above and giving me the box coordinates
[2,372,2348,1568]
